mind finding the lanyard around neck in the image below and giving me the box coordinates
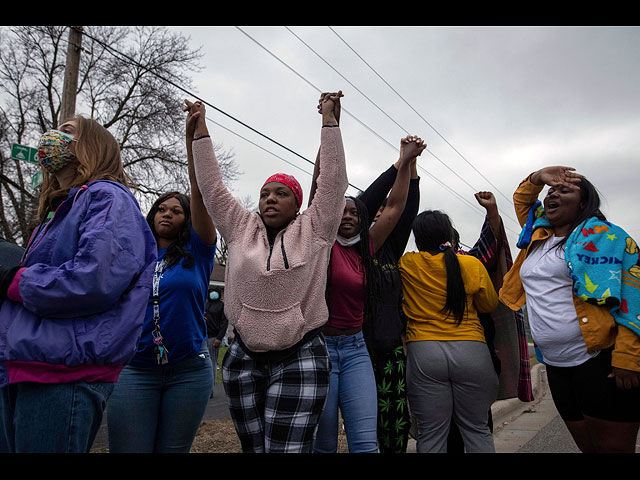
[152,259,169,364]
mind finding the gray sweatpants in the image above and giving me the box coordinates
[406,340,499,453]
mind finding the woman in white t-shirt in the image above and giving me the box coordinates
[500,165,640,453]
[520,233,600,367]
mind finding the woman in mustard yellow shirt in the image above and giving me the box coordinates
[399,210,499,453]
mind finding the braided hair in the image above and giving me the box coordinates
[412,210,467,325]
[146,191,195,269]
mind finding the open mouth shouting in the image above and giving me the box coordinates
[543,185,582,231]
[262,207,279,217]
[545,199,560,214]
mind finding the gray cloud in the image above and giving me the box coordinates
[173,26,640,251]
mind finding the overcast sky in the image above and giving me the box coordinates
[168,25,640,254]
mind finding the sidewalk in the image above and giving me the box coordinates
[490,363,562,453]
[491,364,640,453]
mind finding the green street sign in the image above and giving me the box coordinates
[31,170,43,189]
[11,143,39,164]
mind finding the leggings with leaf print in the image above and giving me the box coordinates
[370,346,411,453]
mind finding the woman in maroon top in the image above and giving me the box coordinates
[312,122,426,453]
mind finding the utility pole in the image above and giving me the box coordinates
[60,26,83,125]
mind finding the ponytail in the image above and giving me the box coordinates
[412,210,467,325]
[441,243,467,325]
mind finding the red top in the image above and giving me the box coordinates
[326,241,373,330]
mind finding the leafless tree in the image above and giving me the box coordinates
[215,194,257,266]
[0,25,240,247]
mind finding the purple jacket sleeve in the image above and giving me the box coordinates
[18,186,152,319]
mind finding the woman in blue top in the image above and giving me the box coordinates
[107,100,217,453]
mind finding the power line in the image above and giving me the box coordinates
[236,28,502,220]
[235,26,401,155]
[285,26,490,197]
[285,27,410,136]
[328,26,516,207]
[211,119,313,178]
[239,26,520,237]
[78,28,363,194]
[78,27,519,238]
[417,165,487,217]
[311,25,521,234]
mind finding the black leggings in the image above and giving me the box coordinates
[546,348,640,423]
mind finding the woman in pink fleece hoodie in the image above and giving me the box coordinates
[187,92,348,453]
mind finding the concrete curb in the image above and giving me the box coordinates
[491,362,546,427]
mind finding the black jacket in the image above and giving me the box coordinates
[204,299,228,340]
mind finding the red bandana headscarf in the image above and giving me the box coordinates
[262,173,303,207]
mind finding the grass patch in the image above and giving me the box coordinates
[215,346,228,384]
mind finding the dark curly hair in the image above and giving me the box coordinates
[146,191,194,269]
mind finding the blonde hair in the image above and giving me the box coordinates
[38,115,130,220]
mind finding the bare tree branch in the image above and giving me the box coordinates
[0,26,241,247]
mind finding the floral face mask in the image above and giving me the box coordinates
[37,129,76,173]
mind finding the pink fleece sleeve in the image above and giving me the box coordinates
[192,137,253,244]
[305,127,349,240]
[6,267,27,303]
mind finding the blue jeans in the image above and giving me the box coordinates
[313,331,378,453]
[107,344,213,453]
[0,381,113,453]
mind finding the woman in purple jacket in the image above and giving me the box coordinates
[0,116,157,453]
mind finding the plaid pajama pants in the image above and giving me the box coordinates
[222,333,331,453]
